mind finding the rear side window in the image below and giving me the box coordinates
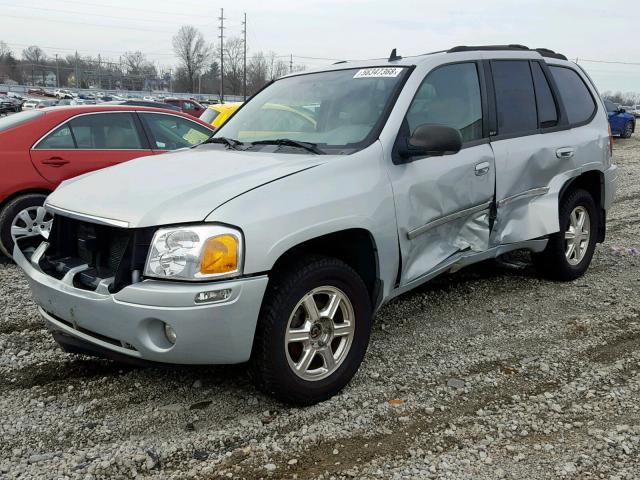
[200,108,220,124]
[531,62,558,128]
[549,66,596,125]
[492,60,538,136]
[37,124,75,149]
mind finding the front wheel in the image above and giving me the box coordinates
[0,194,52,258]
[250,255,372,405]
[532,188,597,281]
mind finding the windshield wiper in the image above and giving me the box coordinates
[250,138,324,155]
[197,135,243,150]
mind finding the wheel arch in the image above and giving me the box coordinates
[558,169,605,242]
[0,188,52,212]
[268,228,382,307]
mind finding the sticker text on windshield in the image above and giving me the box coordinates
[353,67,404,79]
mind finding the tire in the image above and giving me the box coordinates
[0,193,51,259]
[622,121,633,139]
[532,188,597,281]
[250,255,372,405]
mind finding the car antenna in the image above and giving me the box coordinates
[389,48,402,62]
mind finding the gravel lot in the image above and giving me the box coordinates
[1,136,639,480]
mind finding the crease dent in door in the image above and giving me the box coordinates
[492,142,573,244]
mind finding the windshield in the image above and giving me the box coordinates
[214,67,409,152]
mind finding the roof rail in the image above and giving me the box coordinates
[447,44,568,61]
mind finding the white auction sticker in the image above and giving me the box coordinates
[353,67,404,79]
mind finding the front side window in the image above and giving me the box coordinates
[214,67,410,152]
[406,62,483,143]
[66,113,143,149]
[140,113,212,149]
[492,60,538,136]
[549,66,596,125]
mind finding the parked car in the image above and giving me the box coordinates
[23,99,57,109]
[0,94,21,112]
[604,100,635,138]
[0,105,214,257]
[54,89,74,99]
[14,45,617,405]
[630,105,640,118]
[164,98,206,118]
[200,102,242,128]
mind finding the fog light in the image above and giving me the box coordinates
[194,288,232,304]
[164,323,177,344]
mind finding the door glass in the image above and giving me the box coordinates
[549,66,597,125]
[492,60,538,135]
[141,113,212,149]
[68,113,143,149]
[531,62,558,128]
[406,63,483,143]
[36,123,75,149]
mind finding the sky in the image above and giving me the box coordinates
[2,0,640,93]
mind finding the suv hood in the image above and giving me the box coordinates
[46,145,327,228]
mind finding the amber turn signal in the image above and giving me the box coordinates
[200,234,239,275]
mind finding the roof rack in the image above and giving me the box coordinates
[447,44,568,61]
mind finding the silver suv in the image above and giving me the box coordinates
[16,45,617,405]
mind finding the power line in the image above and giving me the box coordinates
[42,0,213,19]
[0,2,211,26]
[578,58,640,67]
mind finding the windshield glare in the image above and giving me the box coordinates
[214,67,408,151]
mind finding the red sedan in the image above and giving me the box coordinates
[0,105,214,257]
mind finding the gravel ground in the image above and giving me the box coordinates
[1,136,639,480]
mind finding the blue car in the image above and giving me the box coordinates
[605,100,635,138]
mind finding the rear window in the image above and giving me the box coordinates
[200,108,220,125]
[492,60,538,136]
[549,66,596,125]
[0,110,44,133]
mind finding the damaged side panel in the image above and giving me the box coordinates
[389,143,495,286]
[490,125,606,244]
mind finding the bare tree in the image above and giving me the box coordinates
[265,52,290,81]
[219,37,244,95]
[22,45,48,85]
[122,51,157,90]
[172,26,212,93]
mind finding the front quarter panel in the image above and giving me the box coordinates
[207,142,400,298]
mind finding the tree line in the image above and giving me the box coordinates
[0,25,305,96]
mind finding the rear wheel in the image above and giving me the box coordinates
[0,194,52,258]
[532,189,597,281]
[622,121,634,138]
[250,255,372,405]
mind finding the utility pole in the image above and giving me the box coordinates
[242,12,247,100]
[98,54,102,89]
[55,54,59,88]
[75,51,79,89]
[219,7,225,103]
[290,54,293,73]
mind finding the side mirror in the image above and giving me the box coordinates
[399,124,462,161]
[618,108,626,114]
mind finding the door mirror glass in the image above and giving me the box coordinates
[404,124,462,159]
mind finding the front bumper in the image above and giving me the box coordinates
[15,243,268,364]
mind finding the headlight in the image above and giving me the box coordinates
[144,225,242,281]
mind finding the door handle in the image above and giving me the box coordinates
[474,161,490,176]
[556,148,575,159]
[42,156,69,167]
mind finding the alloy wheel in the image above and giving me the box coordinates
[11,206,53,244]
[285,286,355,381]
[564,205,590,265]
